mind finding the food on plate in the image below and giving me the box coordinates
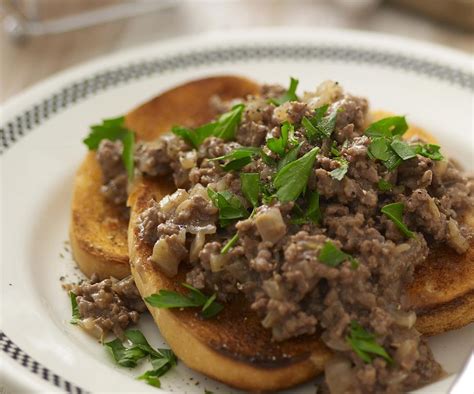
[69,76,473,392]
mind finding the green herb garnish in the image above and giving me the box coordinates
[381,202,415,238]
[377,179,393,192]
[302,104,337,142]
[390,138,417,160]
[268,77,299,105]
[104,329,177,388]
[415,143,444,161]
[267,121,293,157]
[319,241,358,268]
[346,321,393,364]
[171,123,216,149]
[291,190,321,225]
[69,292,81,325]
[274,147,319,202]
[212,147,261,172]
[207,188,249,226]
[221,233,239,254]
[240,173,260,207]
[365,116,408,138]
[83,116,135,180]
[145,283,223,319]
[104,338,148,368]
[172,104,245,148]
[276,142,302,172]
[330,157,349,181]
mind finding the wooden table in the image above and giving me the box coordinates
[1,0,473,103]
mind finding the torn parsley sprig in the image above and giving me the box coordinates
[268,77,299,106]
[366,116,444,171]
[83,116,135,180]
[319,241,359,268]
[381,202,415,238]
[267,121,295,157]
[69,292,81,325]
[145,283,223,319]
[291,190,321,225]
[104,329,177,388]
[211,146,261,172]
[346,321,393,364]
[207,188,249,226]
[330,157,349,181]
[172,104,245,148]
[302,104,338,142]
[274,146,319,202]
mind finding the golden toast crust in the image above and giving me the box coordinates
[70,151,130,280]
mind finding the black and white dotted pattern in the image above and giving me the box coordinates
[0,44,473,154]
[0,44,472,392]
[0,331,87,393]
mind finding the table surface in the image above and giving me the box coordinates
[0,0,473,104]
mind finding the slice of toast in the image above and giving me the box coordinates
[69,76,259,280]
[125,77,473,390]
[70,151,130,280]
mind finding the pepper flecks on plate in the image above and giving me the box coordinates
[90,78,473,393]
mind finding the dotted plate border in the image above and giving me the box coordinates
[0,43,472,393]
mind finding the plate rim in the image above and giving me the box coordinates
[1,27,473,393]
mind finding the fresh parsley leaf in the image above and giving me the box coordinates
[276,142,302,172]
[213,147,261,161]
[121,130,135,180]
[172,104,245,148]
[83,116,128,149]
[377,179,393,192]
[368,137,402,171]
[213,104,245,140]
[390,138,417,160]
[302,104,337,142]
[319,241,357,268]
[346,321,393,364]
[145,283,223,319]
[204,390,214,394]
[104,338,148,368]
[125,329,160,358]
[221,232,239,254]
[365,116,408,138]
[240,173,260,207]
[138,373,161,388]
[368,137,391,161]
[330,141,341,157]
[381,202,415,238]
[145,288,203,308]
[83,116,136,180]
[330,157,349,181]
[274,147,319,202]
[222,156,252,171]
[207,188,249,226]
[212,147,260,172]
[69,292,81,325]
[171,124,212,149]
[291,190,321,225]
[267,121,293,157]
[268,77,299,105]
[415,143,444,161]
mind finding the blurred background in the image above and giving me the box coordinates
[0,0,473,103]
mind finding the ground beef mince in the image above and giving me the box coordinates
[103,80,473,393]
[72,274,146,338]
[96,139,128,205]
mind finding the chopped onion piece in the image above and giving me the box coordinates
[151,238,181,277]
[255,207,287,244]
[190,232,206,263]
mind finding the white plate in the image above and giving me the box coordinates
[1,28,473,394]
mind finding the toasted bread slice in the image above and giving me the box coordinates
[70,151,130,280]
[70,76,259,280]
